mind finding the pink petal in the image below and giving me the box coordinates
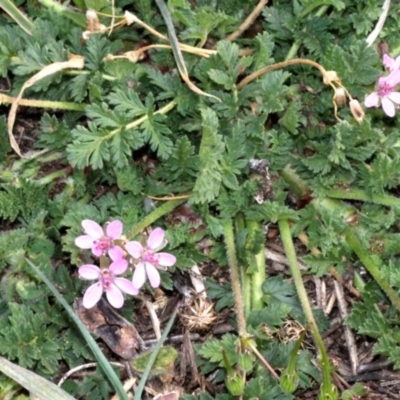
[114,277,139,296]
[82,282,103,308]
[147,228,165,250]
[126,241,143,258]
[364,92,379,108]
[92,246,104,257]
[106,220,123,240]
[82,220,104,239]
[132,263,146,289]
[386,70,400,87]
[382,97,396,117]
[75,235,95,249]
[388,92,400,104]
[145,262,161,288]
[109,246,125,261]
[79,264,101,280]
[109,258,128,275]
[158,252,176,267]
[106,284,124,308]
[383,54,394,69]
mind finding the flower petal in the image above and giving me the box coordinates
[114,277,139,296]
[126,241,143,258]
[132,263,146,289]
[109,245,125,261]
[147,228,165,250]
[158,252,176,267]
[109,258,128,275]
[106,284,124,308]
[106,220,123,240]
[75,235,95,249]
[388,91,400,104]
[382,97,396,117]
[383,54,394,70]
[79,264,101,280]
[145,262,161,288]
[387,70,400,87]
[364,92,379,108]
[82,220,104,239]
[82,282,103,308]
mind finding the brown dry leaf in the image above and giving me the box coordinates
[74,298,140,359]
[8,54,84,157]
[153,391,180,400]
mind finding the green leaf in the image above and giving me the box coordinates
[0,356,75,400]
[192,108,225,204]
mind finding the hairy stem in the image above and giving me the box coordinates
[246,219,266,311]
[126,198,185,240]
[224,219,247,336]
[278,219,337,399]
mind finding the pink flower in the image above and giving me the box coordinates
[364,71,400,117]
[75,219,123,257]
[78,250,138,308]
[125,228,176,289]
[383,54,400,72]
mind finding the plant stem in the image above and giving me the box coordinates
[126,198,185,240]
[345,228,400,312]
[246,219,266,311]
[278,219,337,399]
[224,219,247,336]
[327,188,400,208]
[0,94,85,111]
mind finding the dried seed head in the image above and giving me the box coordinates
[86,10,100,31]
[83,10,106,40]
[323,70,339,85]
[124,50,145,63]
[333,87,346,106]
[179,297,216,332]
[124,11,138,25]
[349,99,364,123]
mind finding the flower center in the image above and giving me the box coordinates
[142,249,159,267]
[101,270,114,291]
[94,236,112,255]
[378,81,393,97]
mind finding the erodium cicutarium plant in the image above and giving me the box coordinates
[75,220,176,308]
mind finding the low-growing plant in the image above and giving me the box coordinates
[2,0,400,399]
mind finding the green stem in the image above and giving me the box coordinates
[126,198,185,240]
[0,93,85,111]
[224,219,247,336]
[134,306,178,400]
[246,219,265,311]
[278,219,337,399]
[327,188,400,208]
[236,215,251,318]
[345,228,400,312]
[104,100,176,141]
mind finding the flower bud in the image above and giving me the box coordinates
[333,87,346,106]
[349,99,364,123]
[280,368,299,394]
[225,370,244,396]
[237,351,255,372]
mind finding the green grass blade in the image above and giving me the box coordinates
[25,258,129,400]
[0,0,34,35]
[134,304,179,400]
[154,0,220,101]
[0,356,76,400]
